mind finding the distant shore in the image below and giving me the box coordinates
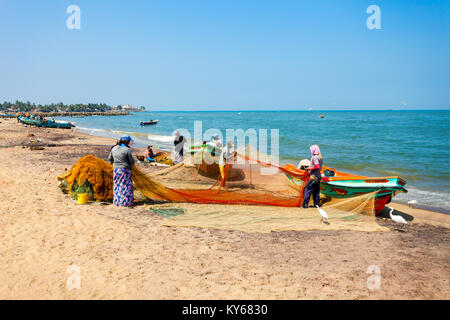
[3,111,131,117]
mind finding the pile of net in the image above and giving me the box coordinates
[58,155,114,201]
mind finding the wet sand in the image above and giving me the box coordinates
[0,118,449,299]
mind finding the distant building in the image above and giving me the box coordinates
[111,104,144,112]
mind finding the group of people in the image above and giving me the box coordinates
[108,131,323,210]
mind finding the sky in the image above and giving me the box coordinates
[0,0,449,110]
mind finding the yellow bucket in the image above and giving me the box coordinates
[77,193,89,204]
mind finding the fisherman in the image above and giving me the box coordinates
[302,145,323,208]
[219,140,237,181]
[145,145,156,163]
[173,130,185,164]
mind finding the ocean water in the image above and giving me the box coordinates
[57,110,450,211]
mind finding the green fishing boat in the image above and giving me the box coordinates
[284,164,407,215]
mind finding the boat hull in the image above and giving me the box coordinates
[191,146,221,176]
[42,121,73,129]
[140,120,158,125]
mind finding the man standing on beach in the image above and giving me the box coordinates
[173,130,185,164]
[219,140,237,181]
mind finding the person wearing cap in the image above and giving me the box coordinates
[302,145,323,208]
[108,135,136,207]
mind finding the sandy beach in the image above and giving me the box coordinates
[0,118,449,299]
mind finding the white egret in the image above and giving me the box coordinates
[388,207,408,230]
[316,205,329,224]
[408,200,417,208]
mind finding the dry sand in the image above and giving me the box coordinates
[0,118,449,299]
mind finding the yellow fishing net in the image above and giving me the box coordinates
[153,192,385,233]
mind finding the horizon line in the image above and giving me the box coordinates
[141,108,450,112]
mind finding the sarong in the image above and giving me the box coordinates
[113,167,134,207]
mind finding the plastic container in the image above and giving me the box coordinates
[77,193,89,204]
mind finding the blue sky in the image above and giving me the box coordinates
[0,0,449,110]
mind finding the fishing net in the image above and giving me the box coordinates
[58,145,308,206]
[149,208,185,218]
[57,146,383,232]
[57,155,113,201]
[152,192,385,233]
[132,144,310,206]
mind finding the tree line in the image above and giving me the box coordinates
[1,101,112,113]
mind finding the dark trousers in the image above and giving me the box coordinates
[302,176,321,208]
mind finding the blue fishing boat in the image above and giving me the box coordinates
[19,117,74,129]
[0,113,17,118]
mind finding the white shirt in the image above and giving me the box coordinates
[219,145,233,166]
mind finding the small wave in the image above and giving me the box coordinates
[395,186,450,211]
[76,127,108,133]
[146,134,175,143]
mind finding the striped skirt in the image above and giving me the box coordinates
[113,167,134,207]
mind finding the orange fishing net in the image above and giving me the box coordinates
[134,144,310,206]
[58,146,310,207]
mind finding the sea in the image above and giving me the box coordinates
[56,110,450,212]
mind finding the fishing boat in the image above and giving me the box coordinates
[189,144,220,155]
[42,120,74,129]
[19,117,74,129]
[284,164,407,215]
[0,113,17,118]
[140,120,158,126]
[19,117,41,126]
[190,145,221,175]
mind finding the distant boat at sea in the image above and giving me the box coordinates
[140,120,158,126]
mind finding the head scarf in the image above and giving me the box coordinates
[310,145,320,156]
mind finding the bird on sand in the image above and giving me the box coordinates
[388,206,407,230]
[408,200,417,208]
[316,205,329,224]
